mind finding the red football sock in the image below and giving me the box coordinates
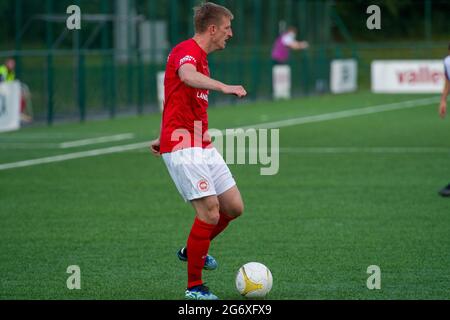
[187,217,216,288]
[210,212,236,240]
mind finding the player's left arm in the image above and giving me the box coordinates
[439,78,449,119]
[178,64,247,97]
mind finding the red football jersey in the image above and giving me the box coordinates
[160,38,211,154]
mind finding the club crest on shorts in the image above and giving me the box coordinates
[197,179,209,192]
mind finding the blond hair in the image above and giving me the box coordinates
[193,2,234,33]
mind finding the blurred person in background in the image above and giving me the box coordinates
[0,58,32,123]
[271,26,309,65]
[438,43,450,197]
[0,58,16,82]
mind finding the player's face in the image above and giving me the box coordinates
[213,17,233,50]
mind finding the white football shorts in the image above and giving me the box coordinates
[162,147,236,202]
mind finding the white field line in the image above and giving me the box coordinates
[129,146,450,154]
[0,133,107,140]
[0,97,440,171]
[59,133,135,148]
[0,143,58,149]
[0,142,149,171]
[239,96,441,130]
[278,147,450,154]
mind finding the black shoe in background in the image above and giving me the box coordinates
[438,183,450,197]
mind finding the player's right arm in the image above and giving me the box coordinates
[149,115,162,156]
[439,78,449,119]
[150,137,160,156]
[178,64,247,98]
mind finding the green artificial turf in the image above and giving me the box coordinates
[1,91,449,299]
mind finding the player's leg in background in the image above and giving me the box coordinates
[438,183,450,197]
[210,186,244,240]
[19,82,33,123]
[186,195,220,288]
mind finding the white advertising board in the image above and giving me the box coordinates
[371,60,445,93]
[0,81,21,132]
[330,59,358,93]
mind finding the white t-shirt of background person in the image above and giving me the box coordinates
[281,32,296,47]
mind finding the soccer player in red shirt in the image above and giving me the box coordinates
[150,2,247,300]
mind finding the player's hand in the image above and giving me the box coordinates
[222,85,247,98]
[150,138,161,156]
[439,100,447,119]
